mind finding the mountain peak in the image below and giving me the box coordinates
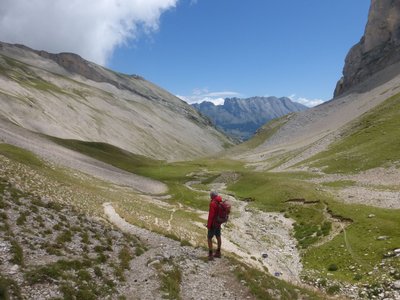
[192,96,307,141]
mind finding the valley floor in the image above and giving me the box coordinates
[0,117,399,299]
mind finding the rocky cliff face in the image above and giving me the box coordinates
[192,97,307,141]
[335,0,400,97]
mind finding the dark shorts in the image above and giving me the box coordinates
[208,226,221,239]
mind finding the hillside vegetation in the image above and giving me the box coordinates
[300,92,400,173]
[0,143,329,300]
[31,128,400,298]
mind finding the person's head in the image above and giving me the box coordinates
[210,191,218,199]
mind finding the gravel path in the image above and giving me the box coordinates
[0,117,167,194]
[103,203,255,300]
[186,180,302,284]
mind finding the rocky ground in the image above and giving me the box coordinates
[1,116,399,299]
[103,203,255,300]
[185,175,302,284]
[0,154,265,300]
[0,152,324,300]
[308,166,400,210]
[0,175,146,299]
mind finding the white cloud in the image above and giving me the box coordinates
[0,0,178,65]
[289,94,325,107]
[177,89,241,105]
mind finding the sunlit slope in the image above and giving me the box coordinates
[0,42,232,161]
[234,66,400,171]
[298,92,400,173]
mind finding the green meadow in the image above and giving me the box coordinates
[301,92,400,173]
[2,89,400,290]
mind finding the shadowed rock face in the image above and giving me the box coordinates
[335,0,400,97]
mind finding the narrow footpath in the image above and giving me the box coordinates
[103,203,255,300]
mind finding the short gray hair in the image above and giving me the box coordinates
[210,191,218,197]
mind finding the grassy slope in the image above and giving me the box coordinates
[7,91,400,290]
[227,170,400,286]
[47,136,400,286]
[49,137,244,210]
[0,143,328,299]
[301,92,400,173]
[226,115,291,155]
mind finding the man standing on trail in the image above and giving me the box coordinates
[206,191,222,261]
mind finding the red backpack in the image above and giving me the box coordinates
[215,199,231,224]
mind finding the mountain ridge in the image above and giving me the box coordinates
[0,41,232,161]
[192,96,307,141]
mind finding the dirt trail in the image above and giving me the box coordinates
[103,203,255,300]
[186,180,302,284]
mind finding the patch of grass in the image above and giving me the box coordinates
[321,180,356,188]
[10,240,24,266]
[49,138,161,171]
[327,263,338,271]
[303,201,400,283]
[118,246,133,270]
[228,169,400,284]
[44,244,62,256]
[164,233,180,242]
[0,212,8,220]
[55,230,73,245]
[327,284,341,295]
[47,137,245,210]
[158,260,182,300]
[0,275,22,300]
[180,240,191,247]
[200,174,220,185]
[229,115,291,152]
[320,221,332,236]
[0,55,68,95]
[77,269,92,281]
[80,232,90,244]
[231,258,323,299]
[135,246,145,256]
[16,211,28,226]
[0,144,43,168]
[25,259,92,284]
[303,92,400,173]
[93,266,103,277]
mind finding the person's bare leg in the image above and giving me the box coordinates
[214,236,222,258]
[216,236,221,251]
[208,238,214,260]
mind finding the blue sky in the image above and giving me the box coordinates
[108,0,370,106]
[0,0,370,107]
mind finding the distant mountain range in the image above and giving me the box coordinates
[192,96,307,140]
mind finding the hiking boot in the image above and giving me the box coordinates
[214,250,221,258]
[208,254,214,261]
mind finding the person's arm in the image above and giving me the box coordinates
[207,201,216,229]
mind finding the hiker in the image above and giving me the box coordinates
[206,191,222,261]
